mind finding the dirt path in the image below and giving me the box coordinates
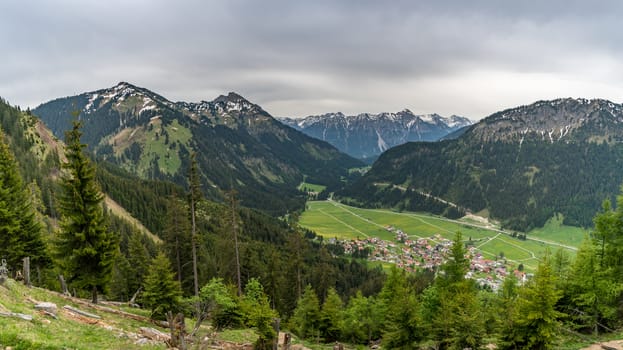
[581,340,623,349]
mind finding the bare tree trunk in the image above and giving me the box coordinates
[188,152,201,321]
[191,198,199,297]
[92,286,98,304]
[59,275,69,295]
[129,287,142,306]
[22,257,30,287]
[175,235,182,284]
[229,190,242,296]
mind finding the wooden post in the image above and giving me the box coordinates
[272,318,280,350]
[0,259,7,285]
[22,257,30,287]
[59,275,69,295]
[282,333,291,350]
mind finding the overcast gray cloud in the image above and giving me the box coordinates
[2,0,623,119]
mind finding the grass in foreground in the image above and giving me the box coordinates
[0,279,165,350]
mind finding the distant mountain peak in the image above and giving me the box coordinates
[214,91,247,103]
[80,82,171,117]
[212,92,262,115]
[277,110,471,159]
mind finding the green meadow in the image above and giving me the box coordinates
[300,200,584,270]
[298,182,327,193]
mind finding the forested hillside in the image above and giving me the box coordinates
[340,98,623,231]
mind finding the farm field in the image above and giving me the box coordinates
[300,200,584,270]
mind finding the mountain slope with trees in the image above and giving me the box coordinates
[33,83,363,215]
[339,98,623,231]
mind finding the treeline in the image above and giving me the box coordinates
[339,184,465,219]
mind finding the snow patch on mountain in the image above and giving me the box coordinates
[376,130,389,153]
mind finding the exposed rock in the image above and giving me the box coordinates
[139,326,171,342]
[34,302,57,316]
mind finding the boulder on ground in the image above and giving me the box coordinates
[34,302,58,316]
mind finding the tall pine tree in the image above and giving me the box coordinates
[55,120,117,303]
[502,253,564,349]
[0,129,49,271]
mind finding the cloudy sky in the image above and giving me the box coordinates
[2,1,623,120]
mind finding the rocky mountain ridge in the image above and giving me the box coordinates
[470,98,623,143]
[278,110,471,160]
[34,82,362,215]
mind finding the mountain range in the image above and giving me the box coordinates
[31,82,623,232]
[338,98,623,231]
[33,82,362,215]
[278,111,471,160]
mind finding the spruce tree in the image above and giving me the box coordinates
[290,284,321,339]
[341,291,382,344]
[428,231,484,349]
[506,254,564,349]
[55,120,117,303]
[142,252,183,320]
[0,129,49,271]
[319,287,343,342]
[127,231,150,293]
[380,268,422,349]
[108,253,132,301]
[567,235,621,335]
[162,196,191,291]
[240,278,278,350]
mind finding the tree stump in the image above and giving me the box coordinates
[166,311,186,350]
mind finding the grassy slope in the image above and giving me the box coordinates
[0,279,164,350]
[528,213,587,247]
[298,182,327,193]
[300,200,584,270]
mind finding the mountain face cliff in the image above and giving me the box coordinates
[34,82,362,215]
[278,111,471,160]
[338,98,623,231]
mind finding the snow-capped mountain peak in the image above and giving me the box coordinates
[277,110,471,160]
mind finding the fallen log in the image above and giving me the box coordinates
[0,311,33,321]
[63,305,101,319]
[601,345,618,350]
[52,291,166,326]
[139,327,171,342]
